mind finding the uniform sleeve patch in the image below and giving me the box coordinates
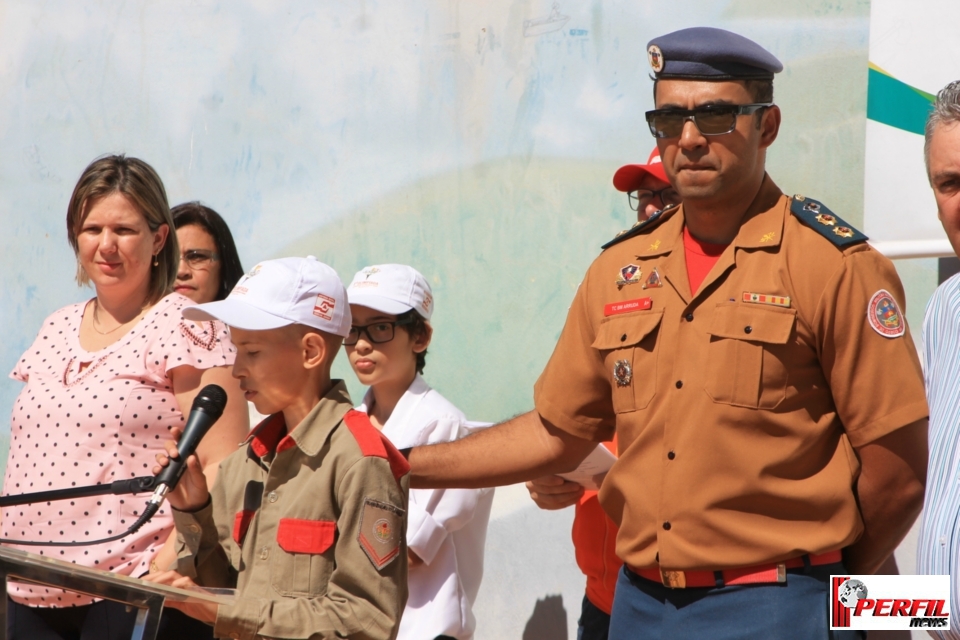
[867,289,905,338]
[343,410,411,482]
[358,498,404,571]
[277,518,336,554]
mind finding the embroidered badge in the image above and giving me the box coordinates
[648,239,662,251]
[815,213,836,226]
[613,360,633,387]
[358,498,404,570]
[351,267,381,289]
[604,298,652,317]
[373,519,393,543]
[867,289,905,338]
[834,226,855,238]
[760,232,777,243]
[742,292,791,308]
[314,293,336,321]
[616,264,642,287]
[648,44,664,73]
[642,268,663,289]
[231,264,262,295]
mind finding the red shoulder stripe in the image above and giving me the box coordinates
[343,410,411,481]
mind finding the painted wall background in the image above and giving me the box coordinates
[0,0,935,637]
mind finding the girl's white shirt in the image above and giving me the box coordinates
[358,374,494,640]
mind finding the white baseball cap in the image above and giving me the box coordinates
[346,264,434,320]
[183,256,352,337]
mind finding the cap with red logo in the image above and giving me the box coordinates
[612,147,669,192]
[347,264,434,321]
[182,256,351,337]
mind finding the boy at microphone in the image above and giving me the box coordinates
[147,257,409,640]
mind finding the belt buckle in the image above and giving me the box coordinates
[660,568,686,589]
[776,563,786,583]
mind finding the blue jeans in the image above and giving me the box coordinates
[609,563,866,640]
[578,594,611,640]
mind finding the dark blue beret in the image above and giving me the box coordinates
[647,27,782,80]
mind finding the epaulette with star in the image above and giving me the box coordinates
[790,195,867,249]
[602,203,679,250]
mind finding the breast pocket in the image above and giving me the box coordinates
[592,311,663,413]
[270,518,337,597]
[704,304,797,409]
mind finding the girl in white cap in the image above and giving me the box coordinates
[345,264,493,640]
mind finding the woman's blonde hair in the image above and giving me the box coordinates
[66,155,177,304]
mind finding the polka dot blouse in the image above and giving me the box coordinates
[2,293,235,607]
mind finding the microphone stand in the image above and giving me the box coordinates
[0,477,158,509]
[0,476,166,546]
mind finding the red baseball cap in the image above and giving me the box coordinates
[612,147,669,192]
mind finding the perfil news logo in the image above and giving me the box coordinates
[830,575,951,631]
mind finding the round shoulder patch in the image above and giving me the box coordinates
[648,45,664,73]
[867,289,905,338]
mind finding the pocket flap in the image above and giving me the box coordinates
[233,510,256,546]
[708,304,796,344]
[277,518,337,554]
[592,311,664,350]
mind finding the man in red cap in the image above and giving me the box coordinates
[612,147,681,222]
[522,147,680,640]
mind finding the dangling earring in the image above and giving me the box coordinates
[153,254,159,267]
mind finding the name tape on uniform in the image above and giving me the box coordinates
[605,298,653,317]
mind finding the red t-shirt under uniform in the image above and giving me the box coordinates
[683,225,729,294]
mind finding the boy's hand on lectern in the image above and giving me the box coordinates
[141,570,218,623]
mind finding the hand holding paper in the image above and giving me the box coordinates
[558,444,617,490]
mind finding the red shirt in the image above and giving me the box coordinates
[683,225,728,294]
[571,438,620,614]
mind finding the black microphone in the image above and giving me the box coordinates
[148,384,228,508]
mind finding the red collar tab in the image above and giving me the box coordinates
[249,413,289,458]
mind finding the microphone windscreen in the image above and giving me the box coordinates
[192,384,227,419]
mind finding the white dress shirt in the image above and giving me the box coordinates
[359,375,494,640]
[917,274,960,640]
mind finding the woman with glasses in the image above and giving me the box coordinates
[345,264,493,640]
[171,202,245,304]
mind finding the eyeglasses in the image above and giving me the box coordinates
[344,318,413,346]
[180,249,219,269]
[628,186,682,212]
[645,103,773,139]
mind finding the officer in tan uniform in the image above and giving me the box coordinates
[407,27,928,639]
[147,257,409,640]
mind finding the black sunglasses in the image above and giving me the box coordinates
[645,103,773,139]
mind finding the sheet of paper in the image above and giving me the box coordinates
[558,444,617,490]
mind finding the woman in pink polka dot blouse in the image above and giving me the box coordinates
[2,155,249,640]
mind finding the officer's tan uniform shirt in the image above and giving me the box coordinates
[534,176,928,573]
[173,381,409,640]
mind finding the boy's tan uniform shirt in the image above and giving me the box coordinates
[534,176,928,573]
[173,381,410,640]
